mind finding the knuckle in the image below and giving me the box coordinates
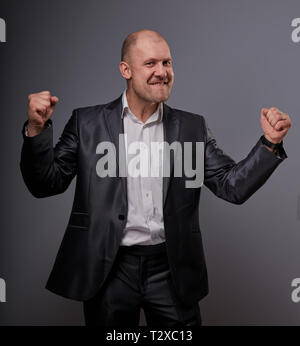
[29,101,35,109]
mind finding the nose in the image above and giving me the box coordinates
[154,63,168,79]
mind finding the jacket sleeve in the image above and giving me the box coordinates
[203,119,287,204]
[20,110,78,198]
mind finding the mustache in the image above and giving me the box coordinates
[147,73,171,84]
[147,78,171,84]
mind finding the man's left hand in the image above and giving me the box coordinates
[260,107,292,144]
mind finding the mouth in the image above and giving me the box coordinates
[149,81,169,86]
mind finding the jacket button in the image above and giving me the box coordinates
[118,214,125,220]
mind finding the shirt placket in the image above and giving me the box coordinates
[141,124,155,232]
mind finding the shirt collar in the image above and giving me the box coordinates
[121,90,163,123]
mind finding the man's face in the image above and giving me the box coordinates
[127,36,174,104]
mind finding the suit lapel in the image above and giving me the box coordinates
[103,95,128,203]
[162,104,181,207]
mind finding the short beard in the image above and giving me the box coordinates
[131,84,172,104]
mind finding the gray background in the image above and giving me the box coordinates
[0,0,299,325]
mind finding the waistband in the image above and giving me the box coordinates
[118,242,167,256]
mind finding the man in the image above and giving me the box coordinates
[20,30,291,326]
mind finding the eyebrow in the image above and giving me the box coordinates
[144,57,172,63]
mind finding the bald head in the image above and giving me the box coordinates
[121,30,167,62]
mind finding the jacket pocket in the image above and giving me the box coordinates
[68,211,89,230]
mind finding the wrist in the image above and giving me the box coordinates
[263,134,282,144]
[260,135,283,154]
[27,122,46,137]
[263,144,275,153]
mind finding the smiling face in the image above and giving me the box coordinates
[120,31,174,104]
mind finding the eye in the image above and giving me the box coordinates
[163,60,172,66]
[146,62,154,66]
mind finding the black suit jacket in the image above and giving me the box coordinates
[20,95,287,305]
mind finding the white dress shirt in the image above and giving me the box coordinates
[120,90,165,246]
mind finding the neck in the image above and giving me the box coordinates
[126,89,160,123]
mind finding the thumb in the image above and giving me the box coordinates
[261,107,269,117]
[45,96,59,119]
[50,96,59,106]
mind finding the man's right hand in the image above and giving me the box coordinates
[27,91,59,137]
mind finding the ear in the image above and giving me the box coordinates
[119,61,132,80]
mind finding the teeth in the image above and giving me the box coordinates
[150,82,168,85]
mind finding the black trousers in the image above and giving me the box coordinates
[83,242,202,326]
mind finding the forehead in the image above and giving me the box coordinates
[132,36,172,61]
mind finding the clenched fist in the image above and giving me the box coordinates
[260,107,291,144]
[27,91,59,137]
